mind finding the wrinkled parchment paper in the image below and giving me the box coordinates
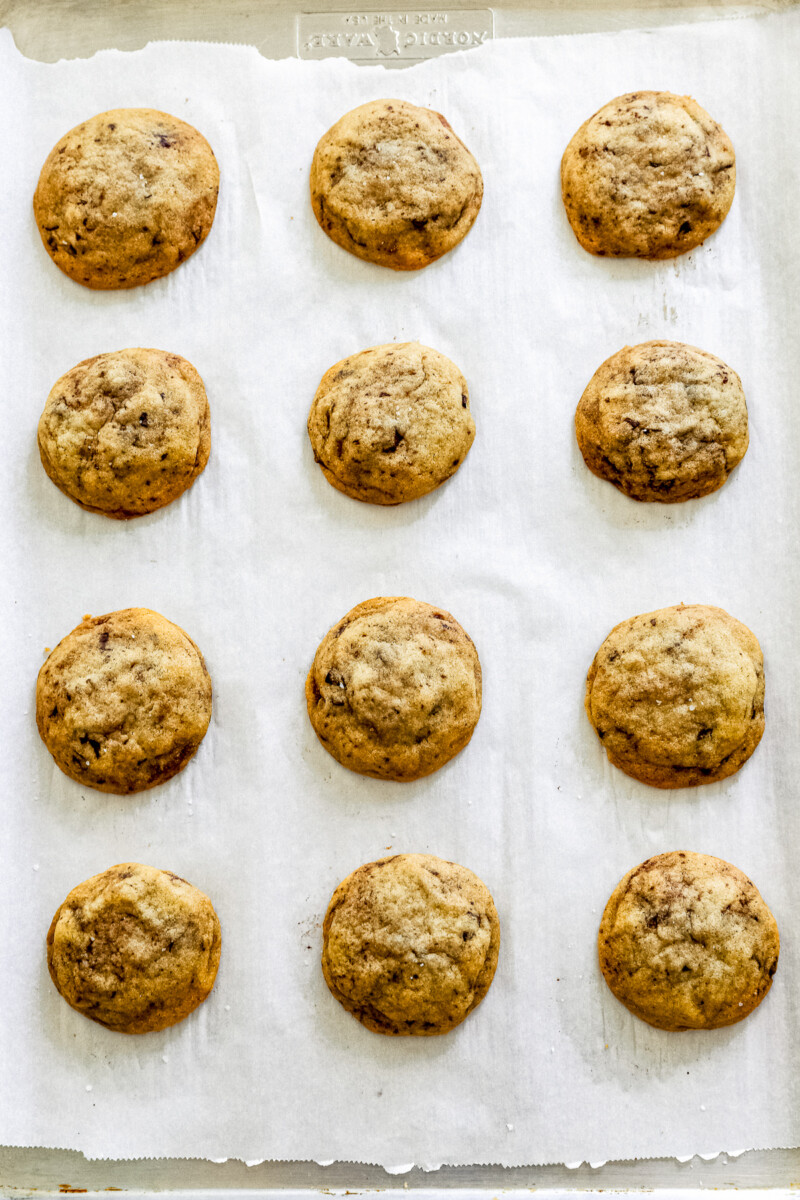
[2,11,800,1166]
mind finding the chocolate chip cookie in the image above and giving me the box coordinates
[306,596,481,781]
[47,862,221,1033]
[585,604,764,788]
[561,91,735,258]
[322,854,500,1035]
[599,851,779,1030]
[33,108,219,288]
[310,99,483,270]
[575,341,748,502]
[308,341,475,505]
[38,348,211,519]
[36,608,212,794]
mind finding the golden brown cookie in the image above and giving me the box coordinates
[47,863,221,1033]
[36,608,212,794]
[561,91,735,258]
[310,99,483,270]
[322,854,500,1035]
[308,342,475,505]
[599,851,779,1030]
[33,108,219,289]
[585,604,764,788]
[575,341,748,502]
[306,597,481,781]
[38,348,211,519]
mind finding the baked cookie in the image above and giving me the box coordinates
[599,851,779,1030]
[561,91,735,258]
[322,853,500,1035]
[585,604,764,788]
[308,342,475,505]
[47,862,221,1033]
[38,348,211,519]
[310,99,483,270]
[33,108,219,288]
[36,608,212,794]
[575,341,747,502]
[306,596,481,781]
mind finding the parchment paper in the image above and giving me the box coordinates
[2,10,800,1167]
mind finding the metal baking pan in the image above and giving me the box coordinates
[1,0,798,1192]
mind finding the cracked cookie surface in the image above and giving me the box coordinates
[322,854,500,1035]
[308,341,475,505]
[33,108,219,288]
[38,348,211,519]
[310,99,483,270]
[561,91,735,258]
[306,596,481,781]
[585,604,764,788]
[36,608,212,794]
[599,851,779,1030]
[575,341,747,502]
[47,862,221,1033]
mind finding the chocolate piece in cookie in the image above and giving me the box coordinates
[38,348,211,519]
[36,608,212,794]
[322,853,500,1035]
[310,99,483,270]
[308,342,475,505]
[33,108,219,288]
[47,862,221,1033]
[575,341,747,502]
[599,851,779,1030]
[585,604,764,788]
[561,91,735,258]
[306,596,481,781]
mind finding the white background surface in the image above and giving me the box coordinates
[2,11,800,1168]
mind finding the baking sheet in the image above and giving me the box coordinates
[2,11,800,1168]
